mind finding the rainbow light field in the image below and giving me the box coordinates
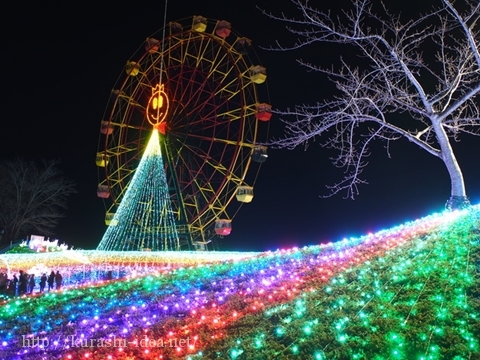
[0,206,479,359]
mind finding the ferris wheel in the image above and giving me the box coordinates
[96,16,271,251]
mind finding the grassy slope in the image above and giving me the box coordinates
[203,209,480,360]
[0,208,478,360]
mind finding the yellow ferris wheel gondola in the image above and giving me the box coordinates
[96,16,271,250]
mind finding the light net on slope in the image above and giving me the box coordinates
[97,129,180,251]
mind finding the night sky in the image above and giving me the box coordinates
[2,0,480,251]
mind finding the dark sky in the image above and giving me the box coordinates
[2,0,479,251]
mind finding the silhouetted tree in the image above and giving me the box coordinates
[267,0,480,208]
[0,158,76,243]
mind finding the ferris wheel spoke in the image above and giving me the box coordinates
[176,73,232,120]
[117,89,147,111]
[178,141,246,185]
[168,141,231,199]
[183,132,254,149]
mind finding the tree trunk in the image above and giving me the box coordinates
[431,118,470,209]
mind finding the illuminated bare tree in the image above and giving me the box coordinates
[266,0,480,208]
[0,158,76,243]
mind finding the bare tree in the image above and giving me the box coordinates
[265,0,480,208]
[0,158,76,244]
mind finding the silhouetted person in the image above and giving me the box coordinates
[0,273,7,294]
[28,274,35,294]
[12,275,18,296]
[55,271,63,290]
[7,278,16,297]
[47,271,55,291]
[39,273,47,293]
[18,271,28,295]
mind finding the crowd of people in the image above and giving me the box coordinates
[0,270,63,297]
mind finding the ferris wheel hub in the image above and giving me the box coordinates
[155,122,167,135]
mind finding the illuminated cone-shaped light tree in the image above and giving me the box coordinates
[97,129,179,251]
